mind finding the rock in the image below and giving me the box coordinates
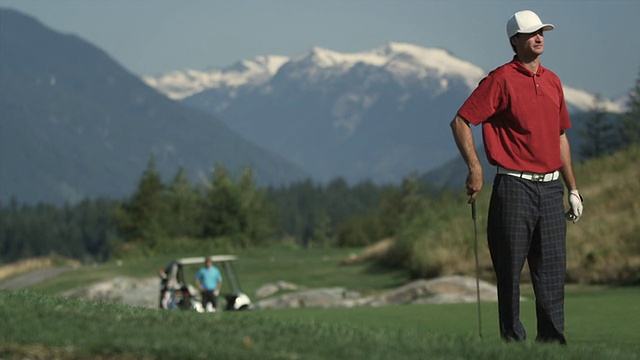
[255,280,299,298]
[256,275,500,309]
[356,275,498,307]
[62,276,158,308]
[255,284,279,298]
[255,287,361,309]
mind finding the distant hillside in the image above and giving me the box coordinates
[389,143,640,284]
[0,9,308,205]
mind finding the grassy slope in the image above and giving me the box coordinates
[393,144,640,283]
[564,144,640,282]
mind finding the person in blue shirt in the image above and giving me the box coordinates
[195,257,222,312]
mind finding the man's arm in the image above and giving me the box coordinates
[450,114,483,202]
[559,131,577,190]
[559,131,584,223]
[215,270,222,295]
[195,271,204,292]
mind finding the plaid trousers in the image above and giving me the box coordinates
[487,174,567,344]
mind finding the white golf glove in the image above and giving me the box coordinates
[566,190,583,223]
[214,289,220,297]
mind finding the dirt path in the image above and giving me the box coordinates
[0,266,74,290]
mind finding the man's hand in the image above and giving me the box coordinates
[450,115,483,203]
[566,190,583,223]
[466,170,483,203]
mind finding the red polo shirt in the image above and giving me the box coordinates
[458,57,571,173]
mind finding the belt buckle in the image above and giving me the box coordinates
[531,173,545,182]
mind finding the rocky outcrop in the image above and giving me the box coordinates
[255,276,500,310]
[353,275,498,307]
[255,280,300,298]
[62,276,159,308]
[255,287,362,309]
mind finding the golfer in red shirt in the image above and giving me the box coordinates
[450,10,583,344]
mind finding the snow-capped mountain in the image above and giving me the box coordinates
[144,42,626,184]
[143,55,289,100]
[144,43,625,112]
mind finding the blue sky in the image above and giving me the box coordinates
[2,0,639,99]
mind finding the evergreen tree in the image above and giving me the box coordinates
[335,216,370,247]
[75,198,119,261]
[201,165,275,246]
[0,197,118,263]
[266,179,318,242]
[377,174,422,238]
[202,164,244,240]
[309,210,332,247]
[115,155,167,245]
[166,166,202,238]
[618,69,640,148]
[236,167,274,244]
[579,94,617,159]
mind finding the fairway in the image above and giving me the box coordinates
[3,247,640,359]
[2,287,639,359]
[247,286,640,351]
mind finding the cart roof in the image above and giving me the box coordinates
[176,255,238,265]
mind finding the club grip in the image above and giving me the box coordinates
[471,200,477,221]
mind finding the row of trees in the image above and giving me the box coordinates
[115,159,273,249]
[0,159,435,264]
[114,156,435,250]
[0,198,118,263]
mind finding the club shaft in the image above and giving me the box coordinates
[472,200,483,338]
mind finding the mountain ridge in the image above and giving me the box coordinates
[144,43,624,185]
[144,43,627,113]
[0,8,308,205]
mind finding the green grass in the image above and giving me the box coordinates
[1,288,639,359]
[3,247,640,359]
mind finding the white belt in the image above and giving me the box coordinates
[497,167,560,182]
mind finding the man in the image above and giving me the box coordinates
[195,257,223,313]
[450,10,583,344]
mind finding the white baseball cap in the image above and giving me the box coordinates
[507,10,554,39]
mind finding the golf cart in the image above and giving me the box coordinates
[158,255,252,312]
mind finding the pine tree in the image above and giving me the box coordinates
[115,155,167,245]
[579,94,617,159]
[237,167,274,244]
[618,69,640,147]
[166,166,202,238]
[202,164,243,239]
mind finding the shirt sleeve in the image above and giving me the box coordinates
[458,74,505,126]
[558,86,571,131]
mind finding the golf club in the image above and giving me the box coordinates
[471,199,483,338]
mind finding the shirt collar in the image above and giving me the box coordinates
[509,56,545,77]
